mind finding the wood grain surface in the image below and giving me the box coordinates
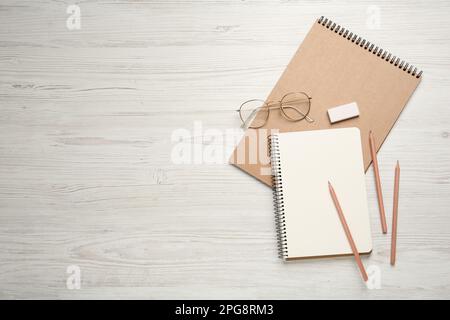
[0,0,449,299]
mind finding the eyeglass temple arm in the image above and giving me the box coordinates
[270,98,314,122]
[278,105,314,123]
[241,108,259,129]
[238,106,314,125]
[235,97,311,110]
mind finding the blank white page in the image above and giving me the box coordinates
[277,127,372,259]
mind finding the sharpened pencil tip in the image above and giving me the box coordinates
[328,181,333,190]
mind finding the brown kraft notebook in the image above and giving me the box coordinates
[230,16,422,186]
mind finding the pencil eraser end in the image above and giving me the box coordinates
[327,102,359,124]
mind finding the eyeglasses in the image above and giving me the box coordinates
[237,91,314,129]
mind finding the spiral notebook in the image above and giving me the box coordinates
[230,17,422,186]
[270,128,372,260]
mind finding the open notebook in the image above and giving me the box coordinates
[230,16,421,186]
[270,128,372,260]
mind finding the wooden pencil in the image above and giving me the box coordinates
[328,181,368,282]
[391,161,400,265]
[369,131,388,234]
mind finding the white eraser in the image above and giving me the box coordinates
[327,102,359,124]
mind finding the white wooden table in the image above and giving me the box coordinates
[0,0,449,299]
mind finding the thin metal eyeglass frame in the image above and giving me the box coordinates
[237,92,314,129]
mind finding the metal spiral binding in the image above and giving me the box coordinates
[317,16,423,78]
[269,134,288,260]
